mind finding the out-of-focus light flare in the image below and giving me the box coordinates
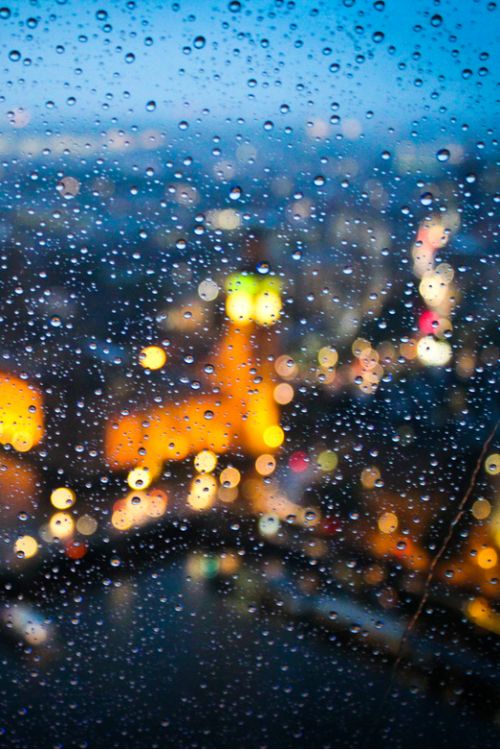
[263,425,284,448]
[317,449,338,472]
[187,474,217,510]
[259,513,280,537]
[471,498,491,520]
[226,290,253,325]
[49,511,75,540]
[198,279,219,302]
[139,345,167,370]
[400,339,418,360]
[378,512,398,534]
[419,309,442,335]
[318,346,338,369]
[219,466,241,488]
[274,355,298,379]
[254,290,282,326]
[419,271,449,307]
[218,485,238,503]
[476,547,498,570]
[467,598,500,636]
[273,382,294,405]
[194,450,218,474]
[50,486,76,510]
[127,466,153,490]
[111,487,168,531]
[289,451,308,473]
[209,208,241,231]
[417,336,452,366]
[76,514,98,535]
[0,373,44,452]
[485,454,500,476]
[255,454,276,476]
[14,535,38,559]
[361,466,381,489]
[65,540,87,560]
[352,338,371,358]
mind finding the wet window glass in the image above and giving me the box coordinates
[0,0,498,747]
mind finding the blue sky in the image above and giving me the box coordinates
[0,0,497,137]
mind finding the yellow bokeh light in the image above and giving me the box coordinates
[14,535,38,559]
[485,453,500,476]
[378,512,398,534]
[352,338,371,358]
[194,450,218,474]
[50,486,76,510]
[477,547,498,570]
[361,466,381,489]
[127,467,152,490]
[49,511,75,540]
[139,345,167,370]
[254,290,282,326]
[226,291,253,325]
[187,474,217,510]
[11,432,34,452]
[317,450,338,472]
[255,454,276,476]
[263,425,284,449]
[417,336,452,367]
[318,346,338,369]
[471,498,491,520]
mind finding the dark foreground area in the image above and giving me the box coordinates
[1,544,499,749]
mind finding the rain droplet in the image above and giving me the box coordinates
[436,148,450,162]
[420,191,433,206]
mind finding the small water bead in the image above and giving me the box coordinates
[0,7,11,19]
[229,186,242,200]
[436,148,450,162]
[145,100,156,111]
[313,175,325,186]
[125,52,135,63]
[430,14,443,27]
[193,36,206,49]
[420,191,433,206]
[8,50,21,62]
[256,261,270,275]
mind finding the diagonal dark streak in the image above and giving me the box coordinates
[370,418,499,738]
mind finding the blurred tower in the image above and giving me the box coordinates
[105,230,284,484]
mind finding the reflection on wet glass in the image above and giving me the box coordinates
[0,0,498,748]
